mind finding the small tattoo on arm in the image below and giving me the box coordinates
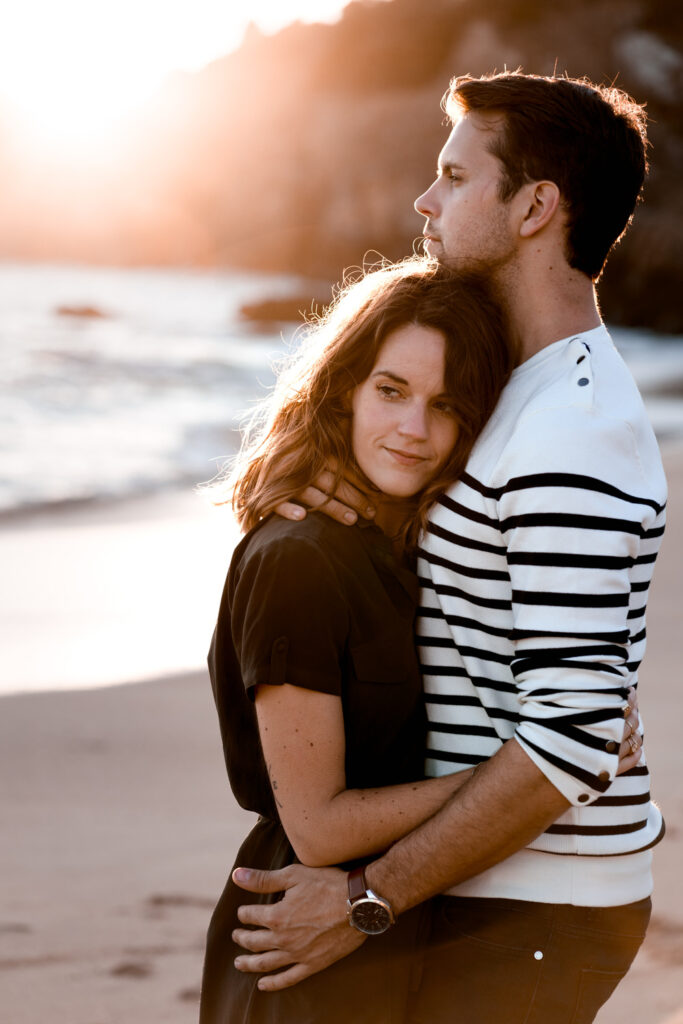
[267,762,284,809]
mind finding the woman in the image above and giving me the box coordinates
[199,259,636,1023]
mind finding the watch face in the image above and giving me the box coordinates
[349,898,393,935]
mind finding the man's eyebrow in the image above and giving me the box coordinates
[438,160,465,175]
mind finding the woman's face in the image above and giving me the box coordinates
[351,324,459,499]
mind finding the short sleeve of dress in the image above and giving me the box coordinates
[230,530,351,699]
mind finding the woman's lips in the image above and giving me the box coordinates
[384,447,428,466]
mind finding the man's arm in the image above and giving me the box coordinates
[232,715,641,991]
[232,738,563,990]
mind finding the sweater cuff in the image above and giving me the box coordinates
[513,732,620,807]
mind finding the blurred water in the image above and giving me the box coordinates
[1,263,683,517]
[0,263,306,515]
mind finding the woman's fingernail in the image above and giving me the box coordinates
[344,511,357,524]
[291,507,304,519]
[233,868,251,882]
[365,506,376,517]
[234,957,243,969]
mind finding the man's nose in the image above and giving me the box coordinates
[415,180,438,218]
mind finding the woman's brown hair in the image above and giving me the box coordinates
[220,257,514,549]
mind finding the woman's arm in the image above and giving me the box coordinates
[255,681,642,869]
[254,682,472,867]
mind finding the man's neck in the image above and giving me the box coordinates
[497,257,602,365]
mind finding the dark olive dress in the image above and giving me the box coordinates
[199,513,430,1024]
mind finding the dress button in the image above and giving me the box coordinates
[578,377,590,386]
[578,793,590,802]
[598,771,611,783]
[606,740,618,753]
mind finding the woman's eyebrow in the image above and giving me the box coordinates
[370,370,409,385]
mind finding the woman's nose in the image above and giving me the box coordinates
[398,405,429,440]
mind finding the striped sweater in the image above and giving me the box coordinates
[418,325,666,907]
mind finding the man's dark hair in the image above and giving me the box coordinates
[444,72,649,280]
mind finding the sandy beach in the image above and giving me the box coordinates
[2,450,682,1024]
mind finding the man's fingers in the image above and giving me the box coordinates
[273,501,307,521]
[624,686,638,717]
[295,486,356,524]
[232,866,291,895]
[624,708,639,739]
[313,471,374,518]
[234,950,295,974]
[232,926,279,953]
[616,733,642,775]
[256,962,319,993]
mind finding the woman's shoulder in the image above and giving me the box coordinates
[246,511,362,554]
[233,512,367,577]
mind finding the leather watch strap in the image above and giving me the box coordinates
[347,865,367,902]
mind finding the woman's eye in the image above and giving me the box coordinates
[377,384,401,399]
[434,401,457,415]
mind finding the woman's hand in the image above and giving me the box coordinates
[616,686,642,775]
[273,468,375,525]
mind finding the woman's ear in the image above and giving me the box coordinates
[518,180,562,238]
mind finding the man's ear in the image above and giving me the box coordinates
[518,180,561,238]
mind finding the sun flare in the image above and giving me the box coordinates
[0,0,355,159]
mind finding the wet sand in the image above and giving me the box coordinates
[1,450,682,1023]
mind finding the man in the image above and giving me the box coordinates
[229,72,665,1022]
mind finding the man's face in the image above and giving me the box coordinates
[415,112,519,273]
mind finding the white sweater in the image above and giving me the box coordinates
[418,325,666,907]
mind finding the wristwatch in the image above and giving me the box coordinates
[346,866,395,935]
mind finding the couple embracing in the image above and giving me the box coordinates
[201,71,665,1024]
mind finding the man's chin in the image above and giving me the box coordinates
[423,237,442,258]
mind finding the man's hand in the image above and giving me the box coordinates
[273,469,375,526]
[231,863,366,991]
[617,686,643,775]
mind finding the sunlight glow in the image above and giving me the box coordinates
[0,0,356,158]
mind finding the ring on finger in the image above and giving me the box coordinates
[622,702,632,718]
[628,733,640,754]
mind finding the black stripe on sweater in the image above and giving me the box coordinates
[434,494,499,530]
[520,735,612,792]
[420,548,510,581]
[427,520,507,556]
[424,694,519,724]
[546,820,647,836]
[512,657,624,677]
[512,589,629,608]
[510,627,630,644]
[459,470,665,515]
[507,551,634,570]
[425,749,484,766]
[500,512,643,536]
[514,642,626,661]
[627,604,647,619]
[593,792,651,807]
[418,576,512,611]
[426,722,500,739]
[419,606,513,640]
